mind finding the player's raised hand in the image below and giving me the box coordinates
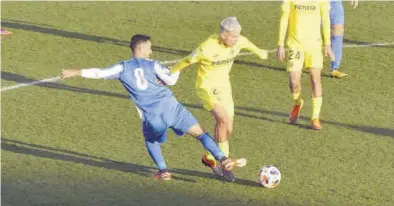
[350,0,359,9]
[324,45,335,61]
[61,69,81,79]
[259,49,269,60]
[277,46,285,62]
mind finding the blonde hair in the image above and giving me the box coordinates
[220,16,242,33]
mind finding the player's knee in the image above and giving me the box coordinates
[212,105,229,125]
[217,116,230,125]
[311,79,321,86]
[289,79,300,90]
[289,72,301,89]
[310,75,321,86]
[187,123,205,138]
[227,124,233,135]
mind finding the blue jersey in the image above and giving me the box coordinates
[118,58,174,114]
[81,57,197,141]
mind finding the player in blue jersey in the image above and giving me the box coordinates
[329,0,359,78]
[61,34,246,182]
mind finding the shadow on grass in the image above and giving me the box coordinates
[2,138,260,187]
[3,139,286,206]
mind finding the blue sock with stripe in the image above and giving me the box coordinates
[145,140,167,170]
[331,35,344,71]
[198,133,225,161]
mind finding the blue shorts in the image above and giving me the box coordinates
[330,1,345,25]
[142,97,198,143]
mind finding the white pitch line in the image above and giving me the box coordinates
[1,76,61,92]
[1,42,393,92]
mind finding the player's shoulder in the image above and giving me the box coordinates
[131,58,159,66]
[122,58,158,70]
[237,35,251,46]
[198,34,220,49]
[239,35,249,42]
[144,58,159,65]
[117,59,131,70]
[121,58,138,65]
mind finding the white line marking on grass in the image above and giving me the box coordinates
[1,76,61,92]
[1,42,393,92]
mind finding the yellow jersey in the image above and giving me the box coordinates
[278,0,331,51]
[171,34,265,89]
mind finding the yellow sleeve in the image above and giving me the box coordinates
[321,0,331,46]
[278,0,291,46]
[170,46,205,73]
[239,36,266,59]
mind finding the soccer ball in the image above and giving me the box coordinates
[259,165,281,188]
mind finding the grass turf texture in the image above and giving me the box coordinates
[2,2,394,205]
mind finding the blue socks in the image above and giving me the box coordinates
[145,140,167,171]
[198,133,225,161]
[145,133,225,171]
[331,35,344,71]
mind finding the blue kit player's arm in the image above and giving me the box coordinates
[80,64,124,79]
[153,61,180,86]
[62,61,179,85]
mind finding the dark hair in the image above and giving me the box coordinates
[130,34,151,51]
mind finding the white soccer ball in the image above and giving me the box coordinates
[259,165,281,188]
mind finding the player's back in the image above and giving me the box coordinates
[286,0,328,50]
[119,58,173,114]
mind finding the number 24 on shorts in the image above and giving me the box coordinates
[288,50,301,60]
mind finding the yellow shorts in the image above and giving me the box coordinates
[286,48,323,72]
[196,85,234,117]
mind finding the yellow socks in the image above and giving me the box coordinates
[292,92,322,119]
[292,92,303,105]
[312,97,322,120]
[218,141,229,157]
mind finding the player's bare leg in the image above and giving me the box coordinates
[223,117,246,167]
[288,71,304,124]
[200,105,230,176]
[144,138,172,181]
[187,124,246,182]
[309,68,323,130]
[227,117,234,142]
[211,104,231,143]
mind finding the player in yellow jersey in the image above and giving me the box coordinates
[171,17,268,176]
[277,0,334,130]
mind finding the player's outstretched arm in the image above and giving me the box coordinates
[277,0,290,62]
[61,64,124,80]
[61,69,81,79]
[240,36,268,60]
[170,57,193,74]
[154,62,180,86]
[170,46,206,74]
